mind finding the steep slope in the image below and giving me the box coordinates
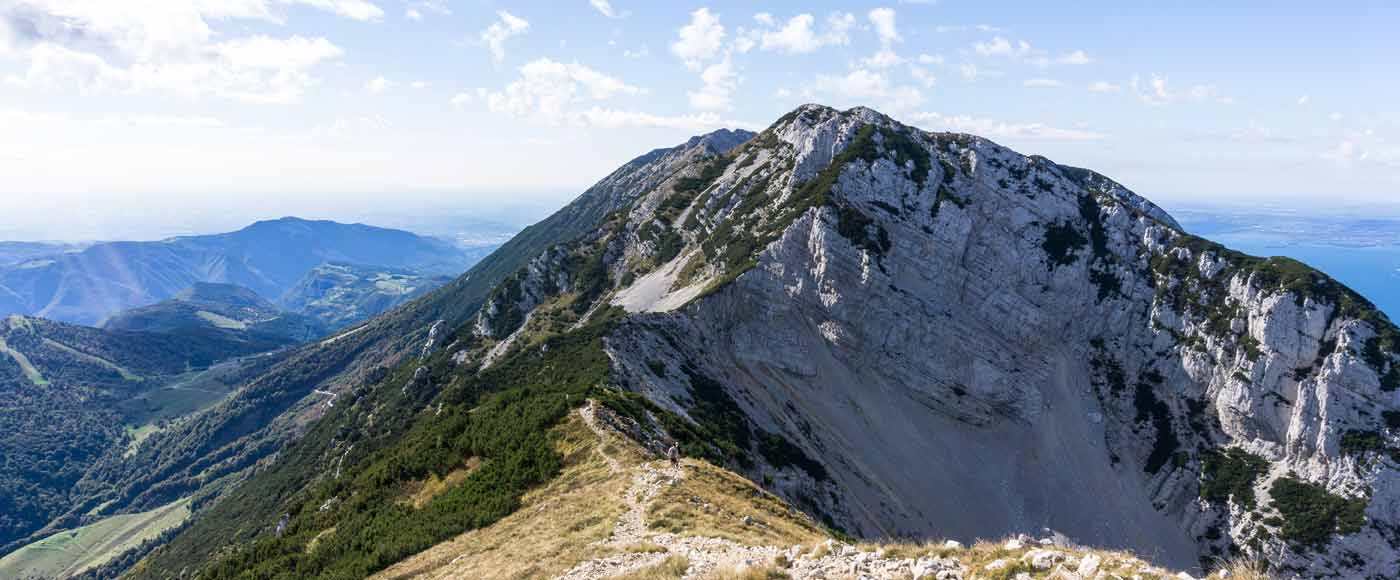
[277,263,450,330]
[0,241,86,267]
[0,218,473,326]
[0,315,281,557]
[83,130,753,578]
[375,402,1209,580]
[123,106,1398,579]
[102,282,327,346]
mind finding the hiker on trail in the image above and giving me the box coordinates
[667,443,679,468]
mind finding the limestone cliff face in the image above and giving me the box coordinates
[463,105,1400,577]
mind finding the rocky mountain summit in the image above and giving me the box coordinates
[453,104,1400,575]
[130,105,1399,579]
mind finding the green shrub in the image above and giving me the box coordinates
[1134,381,1178,474]
[1269,476,1367,549]
[1199,448,1269,509]
[1339,429,1400,463]
[834,204,891,257]
[1041,222,1086,268]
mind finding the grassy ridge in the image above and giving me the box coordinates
[145,310,622,579]
[0,498,189,579]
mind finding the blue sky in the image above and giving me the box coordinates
[0,1,1397,240]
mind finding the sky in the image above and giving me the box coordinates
[0,0,1397,241]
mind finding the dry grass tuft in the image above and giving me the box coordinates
[624,542,670,554]
[646,459,825,547]
[701,564,792,579]
[1208,558,1277,580]
[613,555,690,579]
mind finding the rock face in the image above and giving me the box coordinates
[463,105,1400,576]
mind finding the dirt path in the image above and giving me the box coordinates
[569,403,778,579]
[566,403,955,580]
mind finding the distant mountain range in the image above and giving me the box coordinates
[102,282,327,348]
[277,263,449,330]
[0,217,481,326]
[0,242,86,267]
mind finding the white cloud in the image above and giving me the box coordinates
[450,92,473,107]
[326,114,391,135]
[671,7,725,70]
[973,36,1092,67]
[910,111,1106,140]
[1322,139,1400,167]
[1088,80,1121,94]
[365,75,392,93]
[958,62,978,81]
[589,0,626,19]
[687,58,738,111]
[404,1,449,21]
[1296,95,1310,106]
[809,68,923,111]
[1022,78,1061,88]
[0,1,368,103]
[485,58,645,125]
[755,12,854,54]
[868,8,900,47]
[410,80,427,89]
[217,36,344,70]
[916,53,944,65]
[622,46,649,58]
[575,107,755,131]
[480,10,529,64]
[293,0,384,21]
[973,36,1034,58]
[1056,50,1093,65]
[861,49,903,69]
[1130,74,1230,105]
[909,66,935,87]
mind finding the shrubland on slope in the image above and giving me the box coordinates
[127,106,1399,579]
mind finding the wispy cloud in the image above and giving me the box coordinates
[589,0,627,19]
[743,12,855,55]
[1131,74,1232,105]
[910,111,1107,140]
[484,58,645,125]
[480,11,530,64]
[1088,80,1122,94]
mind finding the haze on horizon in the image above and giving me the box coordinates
[1,1,1397,241]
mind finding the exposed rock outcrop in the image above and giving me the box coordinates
[459,105,1400,576]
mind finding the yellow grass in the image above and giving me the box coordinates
[368,403,1220,580]
[701,563,793,579]
[370,412,643,580]
[646,458,825,547]
[613,555,691,579]
[398,457,482,508]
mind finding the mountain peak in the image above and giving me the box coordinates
[681,128,756,155]
[175,282,274,310]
